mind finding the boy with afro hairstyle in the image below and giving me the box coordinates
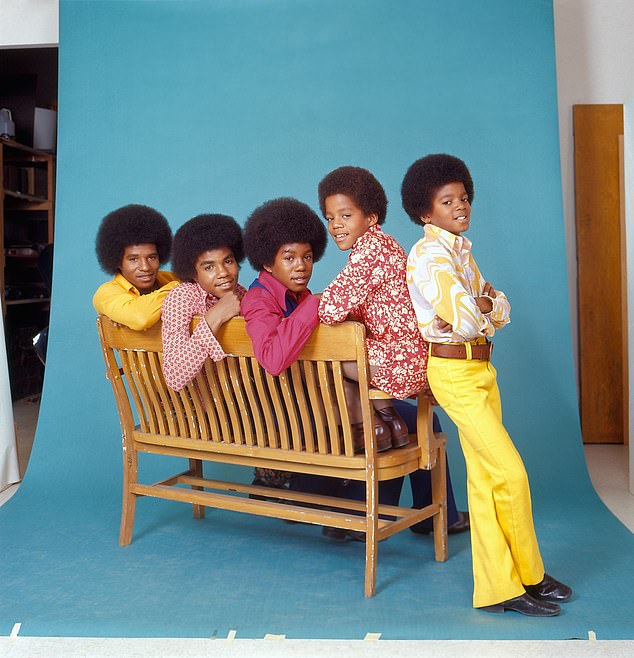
[241,197,327,376]
[241,197,328,495]
[161,214,245,391]
[403,153,571,616]
[317,165,468,534]
[318,166,428,449]
[93,204,178,330]
[242,196,392,452]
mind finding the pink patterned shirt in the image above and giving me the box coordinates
[161,281,247,391]
[319,225,428,399]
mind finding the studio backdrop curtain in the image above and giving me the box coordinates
[0,316,19,490]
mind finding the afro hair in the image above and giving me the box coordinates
[318,166,388,224]
[95,204,172,274]
[171,213,244,281]
[401,154,474,226]
[243,197,327,271]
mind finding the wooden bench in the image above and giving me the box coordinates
[97,315,448,597]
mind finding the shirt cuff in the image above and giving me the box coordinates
[193,315,226,357]
[488,296,508,321]
[294,294,319,321]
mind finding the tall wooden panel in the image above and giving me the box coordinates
[574,104,627,444]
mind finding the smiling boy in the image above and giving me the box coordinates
[403,153,571,616]
[160,213,245,391]
[93,204,179,330]
[318,166,428,449]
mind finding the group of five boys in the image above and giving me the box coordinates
[93,154,572,617]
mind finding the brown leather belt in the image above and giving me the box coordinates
[430,341,492,361]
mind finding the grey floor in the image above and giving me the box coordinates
[1,397,632,656]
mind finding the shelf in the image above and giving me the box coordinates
[5,297,50,306]
[0,137,53,159]
[3,190,52,210]
[4,189,48,204]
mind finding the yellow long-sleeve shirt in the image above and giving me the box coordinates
[92,270,179,331]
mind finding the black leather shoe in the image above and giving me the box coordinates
[448,511,470,534]
[375,406,410,448]
[321,527,386,543]
[481,593,561,616]
[410,510,470,535]
[344,529,367,542]
[322,526,348,541]
[525,574,572,603]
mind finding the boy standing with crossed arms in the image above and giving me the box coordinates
[403,154,571,616]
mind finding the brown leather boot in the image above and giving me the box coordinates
[351,422,365,454]
[375,406,409,448]
[374,412,393,452]
[351,415,392,454]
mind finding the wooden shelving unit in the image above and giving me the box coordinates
[0,137,54,311]
[0,137,55,398]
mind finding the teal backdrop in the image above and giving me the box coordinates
[2,0,632,641]
[50,0,581,496]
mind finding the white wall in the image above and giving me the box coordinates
[553,0,634,377]
[0,0,58,48]
[554,0,634,493]
[625,99,634,494]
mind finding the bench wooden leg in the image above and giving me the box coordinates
[119,445,137,546]
[189,458,205,519]
[431,445,448,562]
[364,463,378,597]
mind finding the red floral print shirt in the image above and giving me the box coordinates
[319,225,428,399]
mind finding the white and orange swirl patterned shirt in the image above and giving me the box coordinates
[406,224,510,344]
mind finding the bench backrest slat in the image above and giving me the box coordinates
[249,359,277,448]
[200,359,229,440]
[290,361,314,453]
[317,361,340,455]
[332,361,354,456]
[98,316,372,459]
[303,361,328,453]
[120,350,153,433]
[267,369,290,450]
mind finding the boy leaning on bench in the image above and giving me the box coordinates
[403,153,572,616]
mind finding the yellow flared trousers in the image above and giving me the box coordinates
[427,351,545,608]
